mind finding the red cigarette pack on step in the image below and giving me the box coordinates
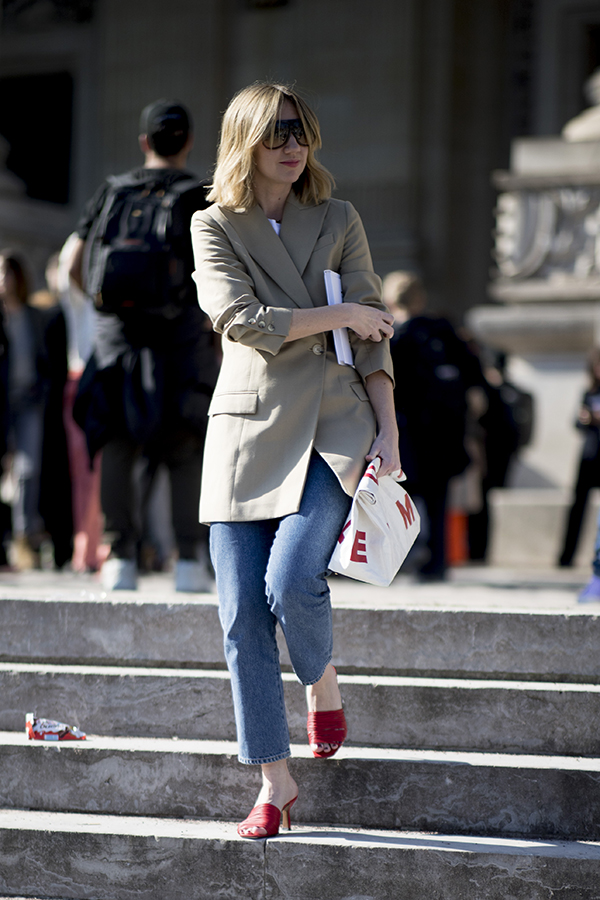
[26,713,86,741]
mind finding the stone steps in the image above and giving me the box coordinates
[2,594,600,681]
[2,732,600,839]
[2,810,600,900]
[2,579,600,898]
[3,662,600,755]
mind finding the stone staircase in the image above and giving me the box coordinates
[1,578,600,899]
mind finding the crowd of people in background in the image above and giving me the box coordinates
[0,250,533,585]
[0,99,538,587]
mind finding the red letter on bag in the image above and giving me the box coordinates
[337,520,351,544]
[396,497,415,529]
[364,464,379,485]
[350,530,368,562]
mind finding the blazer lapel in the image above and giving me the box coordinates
[279,194,328,277]
[216,204,315,309]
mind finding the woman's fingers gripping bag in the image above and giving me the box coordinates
[329,458,420,586]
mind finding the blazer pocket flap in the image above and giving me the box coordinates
[209,391,258,416]
[350,381,369,401]
[314,233,335,250]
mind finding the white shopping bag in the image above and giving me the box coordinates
[329,458,421,586]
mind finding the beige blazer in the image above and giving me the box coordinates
[191,193,394,523]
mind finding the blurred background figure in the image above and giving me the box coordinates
[384,271,484,580]
[461,344,534,562]
[0,249,72,569]
[58,232,105,573]
[558,347,600,568]
[69,100,219,592]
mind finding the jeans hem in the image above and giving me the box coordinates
[238,749,291,766]
[299,656,332,687]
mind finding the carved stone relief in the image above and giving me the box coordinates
[494,187,600,287]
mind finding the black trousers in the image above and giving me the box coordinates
[417,480,449,577]
[100,427,207,561]
[559,456,600,566]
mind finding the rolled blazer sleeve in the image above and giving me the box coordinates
[191,210,292,355]
[339,202,395,385]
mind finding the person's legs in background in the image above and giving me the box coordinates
[100,434,139,589]
[10,402,44,569]
[163,427,211,592]
[418,479,449,581]
[559,458,597,567]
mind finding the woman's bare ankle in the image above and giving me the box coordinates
[306,663,341,713]
[255,760,297,810]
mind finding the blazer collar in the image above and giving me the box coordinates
[279,193,328,278]
[217,195,329,310]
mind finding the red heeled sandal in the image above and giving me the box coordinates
[307,708,347,759]
[237,795,298,839]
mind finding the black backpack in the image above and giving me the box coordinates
[83,172,199,314]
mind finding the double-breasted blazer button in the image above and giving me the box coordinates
[248,317,256,325]
[267,324,275,331]
[311,343,324,355]
[258,321,266,328]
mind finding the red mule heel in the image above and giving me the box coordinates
[307,708,347,759]
[237,795,298,839]
[280,795,297,831]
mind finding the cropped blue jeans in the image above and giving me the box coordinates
[210,451,352,765]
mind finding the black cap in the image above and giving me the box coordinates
[139,99,192,157]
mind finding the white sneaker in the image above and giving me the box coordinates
[101,558,137,591]
[175,559,214,593]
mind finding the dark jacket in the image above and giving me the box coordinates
[391,315,483,486]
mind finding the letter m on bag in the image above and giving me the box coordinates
[396,496,415,529]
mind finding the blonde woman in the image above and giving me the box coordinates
[191,82,398,838]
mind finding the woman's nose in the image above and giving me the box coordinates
[284,133,300,150]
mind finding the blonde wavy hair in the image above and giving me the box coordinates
[207,82,335,210]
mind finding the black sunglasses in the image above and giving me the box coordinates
[263,118,309,149]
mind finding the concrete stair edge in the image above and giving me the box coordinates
[3,664,600,755]
[2,734,600,839]
[2,597,600,681]
[1,810,600,900]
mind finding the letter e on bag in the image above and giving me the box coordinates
[350,530,368,563]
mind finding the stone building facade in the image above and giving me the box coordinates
[0,0,524,304]
[2,0,597,301]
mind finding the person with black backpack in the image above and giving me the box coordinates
[68,100,219,591]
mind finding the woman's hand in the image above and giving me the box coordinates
[366,429,401,477]
[346,304,395,342]
[364,370,400,477]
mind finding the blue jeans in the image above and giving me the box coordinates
[210,451,352,765]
